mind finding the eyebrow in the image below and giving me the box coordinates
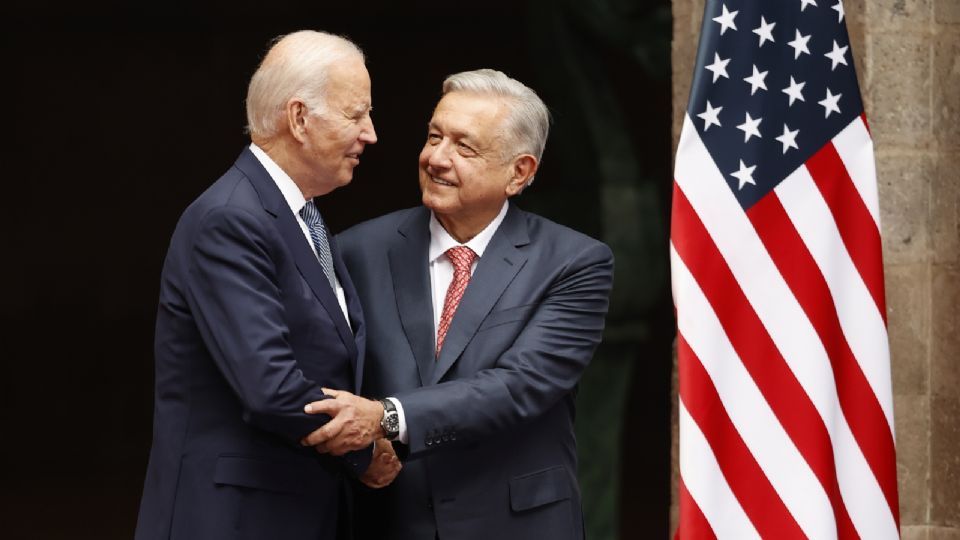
[427,121,473,142]
[348,103,372,115]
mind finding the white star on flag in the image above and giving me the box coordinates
[713,4,739,35]
[782,76,806,106]
[730,159,757,190]
[800,0,818,11]
[697,101,723,131]
[744,65,769,95]
[787,30,812,59]
[818,87,842,117]
[705,53,731,82]
[775,124,800,153]
[753,16,776,47]
[825,40,849,70]
[832,0,845,22]
[736,112,763,142]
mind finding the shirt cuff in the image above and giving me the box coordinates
[386,397,408,444]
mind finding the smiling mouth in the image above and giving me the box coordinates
[430,176,455,187]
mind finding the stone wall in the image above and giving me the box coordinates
[669,0,960,537]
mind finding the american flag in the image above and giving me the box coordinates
[671,1,900,539]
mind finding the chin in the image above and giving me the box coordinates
[421,191,436,209]
[337,170,356,186]
[421,192,447,213]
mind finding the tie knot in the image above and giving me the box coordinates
[445,246,477,273]
[299,200,321,226]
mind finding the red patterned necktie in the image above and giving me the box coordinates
[436,246,477,356]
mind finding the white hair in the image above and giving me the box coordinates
[246,30,364,140]
[442,69,551,163]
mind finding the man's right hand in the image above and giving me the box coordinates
[302,388,385,455]
[361,438,402,489]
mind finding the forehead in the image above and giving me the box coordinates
[324,58,371,107]
[430,92,508,139]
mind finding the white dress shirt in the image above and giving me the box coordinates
[248,144,351,326]
[389,202,509,443]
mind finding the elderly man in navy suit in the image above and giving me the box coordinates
[303,69,614,540]
[135,30,400,540]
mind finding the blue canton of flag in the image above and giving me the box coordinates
[687,0,862,210]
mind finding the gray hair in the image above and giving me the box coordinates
[442,69,551,163]
[246,30,364,140]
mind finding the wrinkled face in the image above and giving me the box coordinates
[302,57,377,194]
[419,92,518,228]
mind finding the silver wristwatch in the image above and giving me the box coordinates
[379,398,400,440]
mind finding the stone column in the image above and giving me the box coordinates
[870,0,960,537]
[668,0,960,538]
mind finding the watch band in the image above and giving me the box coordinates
[379,398,400,440]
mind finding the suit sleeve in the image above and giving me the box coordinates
[395,241,614,458]
[183,206,371,473]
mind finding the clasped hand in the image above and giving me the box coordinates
[300,388,400,487]
[361,438,402,489]
[301,388,385,454]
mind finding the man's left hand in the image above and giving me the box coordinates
[360,438,402,489]
[301,388,384,455]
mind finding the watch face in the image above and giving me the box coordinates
[383,414,399,433]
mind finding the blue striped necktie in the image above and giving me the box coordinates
[299,200,337,292]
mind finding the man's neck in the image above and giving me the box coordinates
[253,136,314,199]
[434,207,501,244]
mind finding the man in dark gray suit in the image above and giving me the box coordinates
[302,69,613,540]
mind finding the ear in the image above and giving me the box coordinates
[285,98,310,143]
[505,154,538,196]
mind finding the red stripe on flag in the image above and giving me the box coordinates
[676,477,719,540]
[806,143,887,323]
[678,335,806,539]
[747,191,899,528]
[672,183,847,536]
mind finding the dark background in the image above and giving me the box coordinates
[2,1,674,538]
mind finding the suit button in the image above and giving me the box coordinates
[425,437,433,446]
[427,498,434,510]
[441,434,449,442]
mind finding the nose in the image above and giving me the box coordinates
[359,116,377,144]
[427,140,452,169]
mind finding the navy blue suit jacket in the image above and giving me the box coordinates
[135,148,369,540]
[338,204,613,540]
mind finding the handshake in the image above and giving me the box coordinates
[301,388,401,489]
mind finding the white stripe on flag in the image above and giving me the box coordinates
[832,117,881,228]
[834,424,901,540]
[679,401,762,540]
[776,163,895,430]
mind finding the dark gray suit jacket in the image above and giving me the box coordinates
[338,203,613,540]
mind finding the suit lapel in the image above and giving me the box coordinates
[330,234,365,392]
[388,208,435,386]
[432,204,530,384]
[234,149,358,362]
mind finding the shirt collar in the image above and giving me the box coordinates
[248,143,309,215]
[428,201,509,264]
